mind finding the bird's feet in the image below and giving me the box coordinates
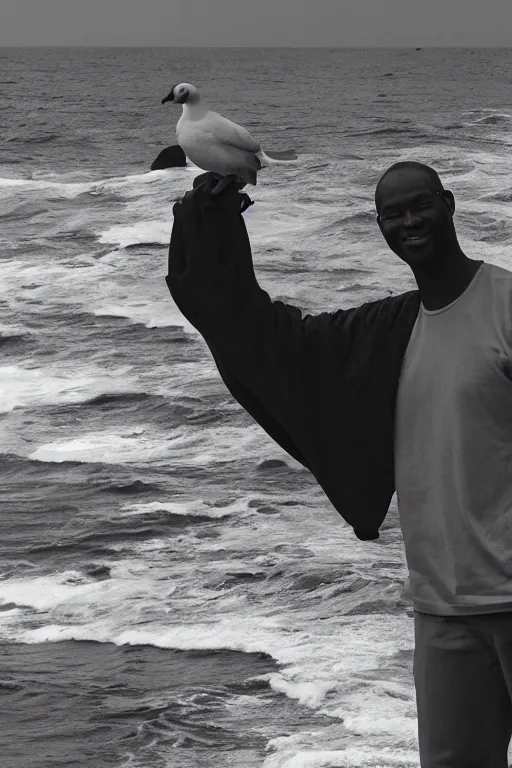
[192,172,254,214]
[210,174,244,196]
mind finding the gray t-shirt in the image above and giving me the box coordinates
[395,261,512,616]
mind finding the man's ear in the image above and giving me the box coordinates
[442,189,455,215]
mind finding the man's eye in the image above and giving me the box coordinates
[382,201,432,220]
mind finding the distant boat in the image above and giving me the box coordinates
[416,47,422,51]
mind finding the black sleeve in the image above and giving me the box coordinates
[165,173,354,470]
[164,173,419,540]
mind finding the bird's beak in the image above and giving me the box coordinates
[161,92,174,105]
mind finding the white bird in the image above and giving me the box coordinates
[161,82,292,196]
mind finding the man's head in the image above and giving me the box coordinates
[375,161,457,269]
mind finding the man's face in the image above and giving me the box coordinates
[375,168,455,268]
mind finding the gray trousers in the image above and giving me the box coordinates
[413,610,512,768]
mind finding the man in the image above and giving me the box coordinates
[377,163,512,768]
[166,161,512,767]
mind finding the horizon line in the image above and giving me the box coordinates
[0,43,511,49]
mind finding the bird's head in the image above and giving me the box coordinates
[161,82,200,106]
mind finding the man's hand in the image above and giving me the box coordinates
[191,171,254,214]
[167,172,257,309]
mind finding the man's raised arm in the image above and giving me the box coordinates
[164,172,422,540]
[165,172,326,467]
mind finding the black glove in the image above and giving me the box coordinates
[191,172,254,214]
[167,171,257,301]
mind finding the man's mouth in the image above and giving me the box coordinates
[402,234,429,246]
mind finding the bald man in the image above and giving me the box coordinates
[376,161,512,768]
[167,162,512,767]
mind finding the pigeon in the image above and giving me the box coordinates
[161,82,267,197]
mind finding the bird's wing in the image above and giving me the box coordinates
[202,110,261,153]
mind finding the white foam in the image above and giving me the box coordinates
[265,675,336,709]
[27,422,286,465]
[0,176,92,196]
[6,606,416,763]
[0,362,137,415]
[4,129,511,768]
[98,220,171,248]
[0,321,33,337]
[0,238,197,333]
[0,168,186,195]
[0,571,112,611]
[263,746,418,768]
[118,498,238,520]
[91,298,198,331]
[0,487,416,764]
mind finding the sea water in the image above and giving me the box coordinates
[1,46,511,768]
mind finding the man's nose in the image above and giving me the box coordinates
[403,209,419,225]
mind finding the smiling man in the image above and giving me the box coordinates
[376,162,512,767]
[375,162,483,309]
[166,162,512,767]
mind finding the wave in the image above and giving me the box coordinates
[25,520,183,555]
[0,203,48,221]
[21,307,192,337]
[0,176,95,196]
[52,229,98,244]
[0,498,415,764]
[83,392,154,407]
[0,355,223,428]
[97,221,171,249]
[124,241,167,250]
[7,132,62,145]
[4,598,415,768]
[0,452,84,471]
[0,167,187,198]
[346,125,425,139]
[0,331,33,349]
[118,498,236,520]
[104,480,161,495]
[314,209,376,237]
[473,113,512,126]
[482,189,512,204]
[0,361,151,415]
[25,421,288,466]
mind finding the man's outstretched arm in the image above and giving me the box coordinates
[165,172,329,467]
[164,172,421,540]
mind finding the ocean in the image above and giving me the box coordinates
[1,46,511,768]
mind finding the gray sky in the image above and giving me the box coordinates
[1,0,511,47]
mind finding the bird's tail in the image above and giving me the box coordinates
[258,148,299,165]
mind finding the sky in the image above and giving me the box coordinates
[1,0,511,47]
